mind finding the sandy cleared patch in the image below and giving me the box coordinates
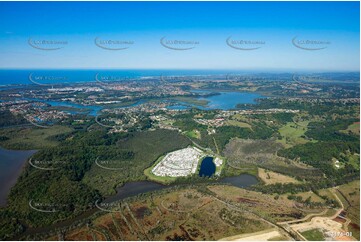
[335,235,357,241]
[291,217,357,241]
[219,228,282,241]
[292,217,343,232]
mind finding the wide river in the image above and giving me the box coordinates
[0,147,36,206]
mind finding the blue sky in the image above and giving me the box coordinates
[0,1,359,71]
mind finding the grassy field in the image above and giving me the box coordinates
[225,120,252,128]
[184,129,201,139]
[258,168,300,185]
[347,153,360,170]
[318,188,336,201]
[0,125,73,150]
[348,122,360,134]
[229,114,254,126]
[279,191,325,205]
[277,121,312,148]
[208,185,306,222]
[223,162,259,177]
[340,122,360,135]
[301,228,325,241]
[295,191,325,203]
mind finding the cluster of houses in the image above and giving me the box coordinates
[152,147,204,177]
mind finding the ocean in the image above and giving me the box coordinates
[0,69,242,86]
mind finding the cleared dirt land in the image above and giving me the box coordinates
[219,228,285,241]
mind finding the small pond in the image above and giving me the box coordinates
[199,156,216,177]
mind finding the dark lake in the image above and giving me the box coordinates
[220,174,259,188]
[199,156,216,177]
[0,147,36,206]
